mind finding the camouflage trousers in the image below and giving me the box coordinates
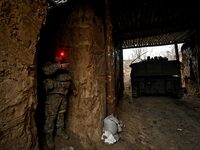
[44,94,67,133]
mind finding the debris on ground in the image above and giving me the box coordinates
[101,114,124,144]
[61,145,74,150]
[177,128,183,131]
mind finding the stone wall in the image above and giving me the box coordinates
[0,0,47,149]
[181,42,199,95]
[38,0,106,148]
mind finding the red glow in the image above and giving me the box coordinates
[61,52,64,56]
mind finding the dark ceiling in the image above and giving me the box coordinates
[50,0,199,48]
[110,0,199,48]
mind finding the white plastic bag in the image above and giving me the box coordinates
[104,115,118,135]
[101,131,116,144]
[104,114,122,134]
[102,114,124,144]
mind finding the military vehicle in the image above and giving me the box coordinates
[129,56,183,98]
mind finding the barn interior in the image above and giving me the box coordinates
[1,0,200,149]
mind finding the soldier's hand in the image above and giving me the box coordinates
[73,90,77,96]
[61,63,69,69]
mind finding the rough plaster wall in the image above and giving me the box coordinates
[62,2,106,148]
[39,0,106,148]
[0,0,47,149]
[181,43,199,95]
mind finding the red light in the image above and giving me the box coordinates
[61,52,64,56]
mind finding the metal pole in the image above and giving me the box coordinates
[105,0,116,115]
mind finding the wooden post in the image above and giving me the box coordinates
[198,43,200,95]
[196,29,200,95]
[119,40,124,96]
[105,0,116,115]
[175,43,179,61]
[174,43,182,78]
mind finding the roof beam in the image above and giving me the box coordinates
[122,40,187,49]
[115,26,195,41]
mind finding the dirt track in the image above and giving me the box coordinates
[115,94,200,150]
[49,90,200,150]
[97,80,200,150]
[97,61,200,150]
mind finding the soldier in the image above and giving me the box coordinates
[42,51,77,149]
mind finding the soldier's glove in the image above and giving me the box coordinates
[61,63,69,70]
[73,90,77,96]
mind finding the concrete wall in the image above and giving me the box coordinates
[0,0,47,149]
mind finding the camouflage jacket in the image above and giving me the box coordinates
[42,61,76,95]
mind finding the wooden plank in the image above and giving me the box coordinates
[174,43,179,61]
[119,40,124,96]
[196,29,200,93]
[105,0,116,116]
[122,41,184,49]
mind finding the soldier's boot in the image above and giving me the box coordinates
[46,132,55,149]
[56,127,69,140]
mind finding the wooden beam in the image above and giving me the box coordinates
[122,40,185,49]
[117,28,194,41]
[122,30,194,49]
[198,42,200,95]
[196,29,200,95]
[105,0,116,115]
[174,43,179,61]
[119,40,124,96]
[174,43,182,79]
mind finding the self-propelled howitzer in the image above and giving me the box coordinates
[129,56,183,98]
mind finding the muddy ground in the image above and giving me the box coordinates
[41,60,200,150]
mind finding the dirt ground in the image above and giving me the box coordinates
[97,70,200,150]
[41,61,200,150]
[41,84,200,150]
[113,85,200,150]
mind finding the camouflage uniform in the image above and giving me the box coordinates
[42,61,76,134]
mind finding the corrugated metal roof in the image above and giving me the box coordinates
[110,0,199,47]
[49,0,199,47]
[122,30,194,49]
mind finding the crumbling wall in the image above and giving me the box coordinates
[0,0,47,149]
[181,42,199,95]
[65,2,106,146]
[38,0,106,148]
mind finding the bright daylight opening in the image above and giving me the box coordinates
[123,43,184,98]
[123,44,183,61]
